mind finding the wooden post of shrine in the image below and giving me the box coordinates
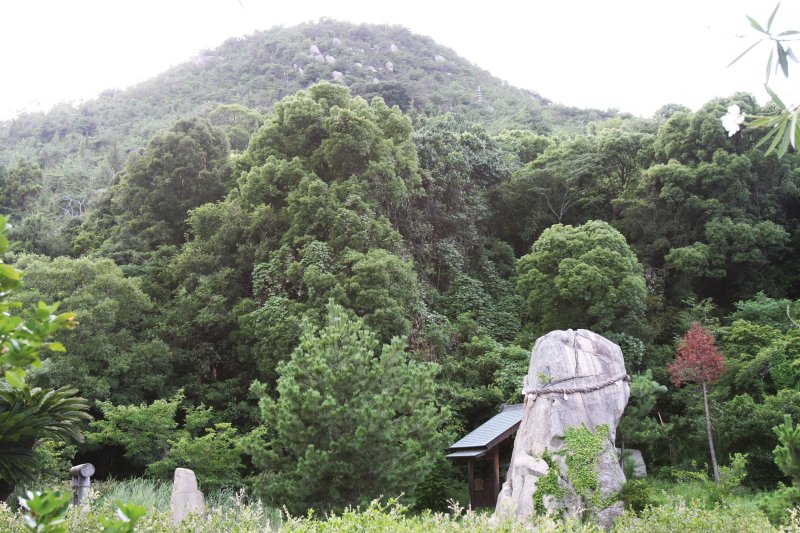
[493,447,501,501]
[467,458,476,508]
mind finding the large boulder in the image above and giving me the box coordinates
[495,329,629,527]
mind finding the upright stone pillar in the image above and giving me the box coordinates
[495,329,630,527]
[170,468,205,525]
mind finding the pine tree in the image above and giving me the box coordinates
[244,301,448,514]
[773,415,800,489]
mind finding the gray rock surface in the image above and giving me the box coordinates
[385,60,394,72]
[390,43,399,53]
[325,55,336,64]
[495,329,629,525]
[616,448,647,478]
[332,71,344,81]
[171,468,205,525]
[309,44,321,56]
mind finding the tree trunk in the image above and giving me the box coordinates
[702,379,720,484]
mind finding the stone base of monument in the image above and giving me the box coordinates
[495,329,630,529]
[171,468,205,525]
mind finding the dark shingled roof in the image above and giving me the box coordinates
[446,403,523,460]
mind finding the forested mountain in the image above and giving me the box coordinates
[2,18,800,521]
[0,19,614,227]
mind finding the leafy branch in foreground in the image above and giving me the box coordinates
[0,216,77,389]
[0,214,90,499]
[725,2,799,157]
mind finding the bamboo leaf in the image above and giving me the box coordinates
[777,43,790,77]
[748,15,766,33]
[749,115,783,128]
[778,121,792,156]
[765,83,787,109]
[728,40,762,67]
[767,49,774,82]
[766,118,788,154]
[767,2,780,32]
[755,125,779,148]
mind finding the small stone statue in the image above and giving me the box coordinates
[69,463,95,505]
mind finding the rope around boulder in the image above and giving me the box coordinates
[522,372,630,402]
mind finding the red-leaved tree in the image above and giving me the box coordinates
[668,322,725,483]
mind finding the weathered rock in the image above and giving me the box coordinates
[390,43,399,53]
[325,55,336,64]
[385,60,394,72]
[171,468,205,525]
[596,502,625,530]
[331,71,344,81]
[434,54,445,62]
[354,62,363,68]
[332,37,341,46]
[616,448,647,477]
[309,44,321,56]
[495,329,630,526]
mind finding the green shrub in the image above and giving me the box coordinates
[758,483,800,525]
[411,456,465,512]
[146,423,245,493]
[31,441,76,486]
[620,478,654,514]
[665,454,749,507]
[614,498,774,532]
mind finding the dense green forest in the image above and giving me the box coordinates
[0,19,615,252]
[2,18,800,526]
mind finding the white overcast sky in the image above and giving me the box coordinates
[0,0,797,121]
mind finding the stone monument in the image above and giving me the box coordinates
[170,468,205,525]
[495,329,630,527]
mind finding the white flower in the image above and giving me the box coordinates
[721,104,745,137]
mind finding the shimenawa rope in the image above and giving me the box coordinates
[522,372,630,402]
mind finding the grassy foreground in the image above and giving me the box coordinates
[1,478,798,532]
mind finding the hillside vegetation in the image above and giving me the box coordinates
[0,19,614,223]
[1,18,800,530]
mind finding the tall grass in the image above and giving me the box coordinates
[95,477,172,511]
[2,477,797,531]
[93,477,282,528]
